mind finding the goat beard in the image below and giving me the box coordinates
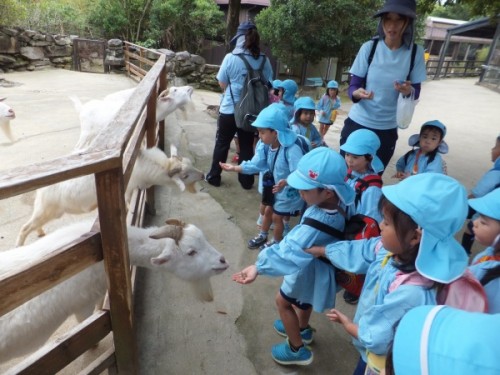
[190,279,214,302]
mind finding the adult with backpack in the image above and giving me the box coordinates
[206,21,273,189]
[341,0,427,172]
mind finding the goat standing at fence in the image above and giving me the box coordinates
[1,219,228,362]
[0,97,15,143]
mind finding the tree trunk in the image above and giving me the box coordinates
[225,0,241,52]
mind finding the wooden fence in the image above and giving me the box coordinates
[427,58,486,79]
[0,55,167,374]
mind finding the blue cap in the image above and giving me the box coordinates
[382,173,468,283]
[374,0,417,19]
[252,103,297,147]
[393,305,500,375]
[278,79,298,104]
[287,147,355,205]
[327,80,339,89]
[230,21,257,45]
[340,129,384,173]
[468,188,500,221]
[409,120,449,154]
[272,79,282,90]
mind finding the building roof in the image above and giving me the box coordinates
[215,0,270,5]
[447,16,500,39]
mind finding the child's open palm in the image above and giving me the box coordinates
[232,265,258,284]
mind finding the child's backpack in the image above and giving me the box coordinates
[303,213,380,297]
[346,169,383,207]
[229,54,269,132]
[283,134,311,166]
[389,268,489,313]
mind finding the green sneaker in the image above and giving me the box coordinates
[271,339,313,366]
[273,319,314,345]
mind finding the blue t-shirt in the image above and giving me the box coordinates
[349,40,427,130]
[217,52,273,114]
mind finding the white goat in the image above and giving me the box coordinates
[0,219,228,361]
[0,97,15,143]
[16,145,204,246]
[71,86,194,150]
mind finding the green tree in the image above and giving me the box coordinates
[431,3,473,20]
[0,0,27,26]
[147,0,225,52]
[444,0,500,19]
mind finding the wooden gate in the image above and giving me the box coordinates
[73,38,107,73]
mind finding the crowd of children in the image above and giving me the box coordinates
[217,74,499,373]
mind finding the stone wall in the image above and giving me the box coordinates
[0,26,220,91]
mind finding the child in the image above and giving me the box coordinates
[307,173,469,375]
[394,120,448,180]
[461,134,500,253]
[316,80,341,140]
[232,147,355,365]
[277,79,298,120]
[290,96,322,148]
[390,305,500,375]
[269,79,282,104]
[220,103,304,249]
[339,128,384,305]
[468,188,500,313]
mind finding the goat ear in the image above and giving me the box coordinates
[165,219,185,227]
[150,250,172,266]
[170,144,178,157]
[171,175,186,192]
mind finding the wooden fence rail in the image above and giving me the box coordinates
[0,55,167,374]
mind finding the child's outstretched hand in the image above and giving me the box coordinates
[219,162,241,173]
[392,171,410,180]
[306,245,326,257]
[232,265,258,284]
[326,308,350,324]
[272,179,287,193]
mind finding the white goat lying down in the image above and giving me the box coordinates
[1,219,228,362]
[70,85,194,150]
[0,97,15,143]
[16,145,204,246]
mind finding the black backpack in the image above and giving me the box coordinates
[229,54,270,132]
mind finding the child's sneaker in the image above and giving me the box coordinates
[248,234,267,249]
[273,319,314,344]
[271,339,313,366]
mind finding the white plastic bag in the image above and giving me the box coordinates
[396,88,418,129]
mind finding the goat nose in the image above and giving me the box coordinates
[220,256,226,264]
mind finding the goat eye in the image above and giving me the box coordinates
[187,249,197,256]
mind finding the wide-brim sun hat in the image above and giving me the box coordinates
[340,129,384,173]
[393,305,500,375]
[230,21,257,45]
[292,96,316,121]
[278,79,298,104]
[272,79,282,90]
[408,120,449,154]
[252,103,297,146]
[373,0,417,19]
[468,188,500,221]
[381,173,468,283]
[287,147,355,205]
[327,80,339,89]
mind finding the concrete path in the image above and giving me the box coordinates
[0,70,498,374]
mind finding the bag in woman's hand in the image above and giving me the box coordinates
[261,170,275,206]
[396,87,418,129]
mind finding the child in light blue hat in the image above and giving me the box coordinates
[307,173,469,374]
[220,103,305,249]
[290,96,322,148]
[391,305,500,375]
[468,188,500,313]
[394,120,448,179]
[269,79,282,104]
[232,147,355,366]
[277,79,298,120]
[316,80,341,140]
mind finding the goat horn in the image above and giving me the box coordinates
[158,89,169,98]
[149,224,183,244]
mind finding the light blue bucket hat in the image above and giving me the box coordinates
[293,96,316,121]
[393,305,500,375]
[252,103,297,147]
[408,120,449,154]
[468,188,500,221]
[327,80,339,89]
[272,79,282,90]
[340,129,384,173]
[278,79,298,104]
[382,173,468,283]
[287,147,355,205]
